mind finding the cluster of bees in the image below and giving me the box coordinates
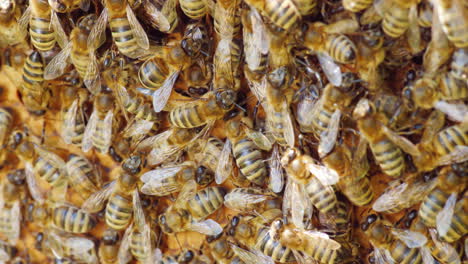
[0,0,467,261]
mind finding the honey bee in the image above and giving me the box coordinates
[87,0,149,59]
[82,91,114,154]
[243,0,301,32]
[182,61,212,93]
[431,0,468,48]
[356,27,386,90]
[224,188,280,213]
[65,154,101,201]
[82,155,142,230]
[281,148,340,214]
[44,14,103,94]
[206,233,245,264]
[179,0,208,20]
[168,89,237,128]
[158,180,224,236]
[20,50,50,115]
[216,116,271,184]
[353,98,422,178]
[213,0,241,38]
[0,170,25,245]
[60,82,87,146]
[242,7,269,79]
[18,0,68,52]
[187,137,223,177]
[43,229,98,263]
[98,228,120,264]
[0,108,13,165]
[361,214,427,264]
[141,0,178,33]
[437,190,468,243]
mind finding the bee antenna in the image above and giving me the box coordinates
[234,103,247,112]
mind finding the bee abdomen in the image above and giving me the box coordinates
[105,194,133,230]
[169,104,205,128]
[434,126,468,155]
[305,177,337,213]
[130,230,151,261]
[256,228,296,263]
[342,0,372,12]
[139,59,169,89]
[180,0,207,19]
[390,240,423,264]
[439,12,468,48]
[307,238,338,264]
[29,17,56,51]
[110,18,139,57]
[439,199,467,243]
[52,206,96,233]
[34,157,63,186]
[22,51,44,91]
[264,0,301,31]
[233,138,267,185]
[187,187,225,220]
[418,189,449,227]
[371,139,404,177]
[325,34,357,64]
[382,5,409,38]
[439,73,467,100]
[67,156,99,197]
[312,108,332,135]
[341,177,374,206]
[92,119,111,153]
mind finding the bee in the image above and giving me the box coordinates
[216,116,271,185]
[82,91,114,154]
[0,108,13,165]
[243,0,301,32]
[291,0,316,16]
[353,98,422,178]
[65,154,101,201]
[356,27,386,91]
[82,155,142,230]
[43,230,98,263]
[437,190,468,243]
[361,214,427,264]
[432,0,468,48]
[18,0,68,52]
[0,170,25,245]
[187,137,223,183]
[342,0,372,12]
[98,228,120,264]
[242,7,269,79]
[58,81,87,146]
[87,0,149,59]
[179,0,208,20]
[206,233,245,264]
[213,0,241,38]
[20,50,50,115]
[224,187,280,213]
[158,180,224,236]
[44,14,103,93]
[281,148,340,214]
[168,89,237,128]
[141,0,178,33]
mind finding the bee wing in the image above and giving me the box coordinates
[140,167,185,196]
[434,101,468,123]
[391,228,427,248]
[152,71,179,112]
[25,162,45,204]
[118,223,133,264]
[133,190,146,229]
[436,192,457,236]
[373,248,395,264]
[281,100,295,148]
[284,180,313,229]
[51,11,69,49]
[18,6,31,36]
[231,245,275,264]
[87,8,108,50]
[126,4,149,50]
[144,1,170,32]
[245,128,272,151]
[373,0,390,17]
[269,144,284,193]
[306,163,339,186]
[147,144,182,166]
[83,52,101,95]
[381,126,420,156]
[215,138,232,184]
[317,53,342,87]
[214,2,236,39]
[352,137,369,178]
[174,179,197,209]
[62,99,78,144]
[0,246,9,262]
[65,236,94,254]
[406,5,421,54]
[420,247,436,264]
[303,230,341,250]
[44,42,72,80]
[123,119,154,138]
[318,109,341,158]
[292,250,320,264]
[437,145,468,166]
[8,202,20,244]
[224,190,269,211]
[100,110,114,153]
[48,230,65,258]
[244,9,268,71]
[136,129,172,151]
[372,182,408,212]
[428,229,461,263]
[189,219,223,236]
[248,76,267,107]
[82,108,98,153]
[323,19,359,34]
[421,110,445,146]
[34,144,66,168]
[82,180,116,213]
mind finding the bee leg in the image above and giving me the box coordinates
[252,100,261,127]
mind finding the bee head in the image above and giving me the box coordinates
[215,89,237,110]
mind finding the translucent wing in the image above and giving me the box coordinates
[303,230,341,250]
[318,109,341,158]
[306,163,339,186]
[215,138,232,184]
[224,190,269,211]
[82,181,116,213]
[8,202,20,244]
[269,144,284,193]
[352,137,369,178]
[118,223,132,264]
[140,166,184,196]
[323,19,359,34]
[391,228,427,248]
[99,110,113,153]
[407,5,421,54]
[83,51,101,95]
[437,145,468,166]
[133,190,146,229]
[436,193,457,236]
[434,101,468,123]
[189,219,223,235]
[126,4,149,50]
[373,248,395,264]
[51,11,69,49]
[82,108,98,153]
[420,247,436,264]
[214,2,236,39]
[136,129,172,151]
[244,9,269,71]
[87,8,108,50]
[231,245,275,264]
[284,180,312,229]
[25,162,45,204]
[428,229,460,264]
[382,126,420,156]
[34,144,66,168]
[123,119,154,138]
[44,42,72,80]
[282,100,295,148]
[144,2,170,32]
[317,53,342,86]
[152,71,179,112]
[247,76,267,108]
[245,128,272,151]
[147,144,182,166]
[372,182,408,212]
[62,99,78,144]
[174,179,197,209]
[66,236,94,254]
[18,6,31,36]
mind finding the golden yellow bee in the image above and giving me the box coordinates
[65,154,101,200]
[243,0,301,31]
[224,187,280,213]
[59,83,87,146]
[20,50,50,115]
[0,170,25,245]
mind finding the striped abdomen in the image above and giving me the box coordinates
[305,177,337,213]
[341,177,374,206]
[389,240,423,264]
[270,109,289,146]
[311,106,333,136]
[439,197,467,243]
[109,17,139,58]
[169,104,207,128]
[138,58,169,90]
[232,138,267,185]
[29,16,56,51]
[434,125,468,156]
[92,115,111,153]
[187,187,225,220]
[66,155,99,199]
[157,256,178,264]
[325,34,357,64]
[180,0,207,19]
[200,137,223,172]
[22,51,44,94]
[438,4,468,48]
[342,0,372,12]
[34,156,64,186]
[130,230,152,261]
[428,238,461,263]
[70,49,94,81]
[382,5,409,38]
[62,107,85,145]
[418,188,450,227]
[52,206,96,233]
[370,139,404,177]
[0,208,18,240]
[256,228,296,263]
[214,5,241,37]
[439,73,467,100]
[264,0,301,31]
[105,193,133,230]
[124,95,159,122]
[304,235,338,264]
